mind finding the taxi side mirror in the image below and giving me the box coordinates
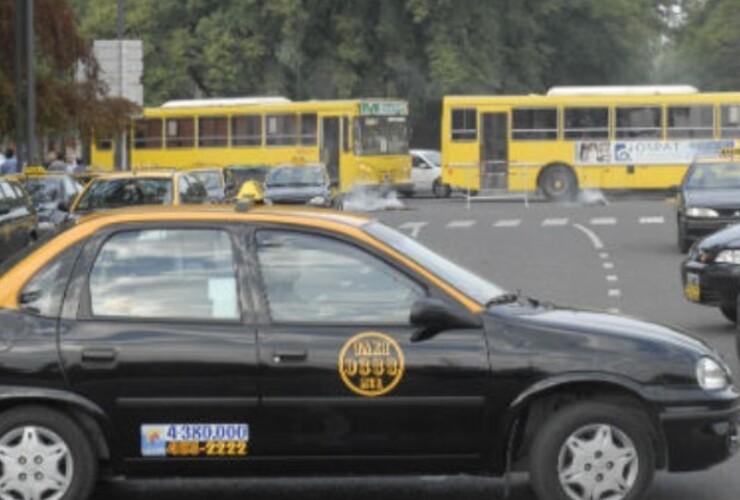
[410,297,482,342]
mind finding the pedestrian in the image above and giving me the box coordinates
[0,148,19,175]
[47,151,68,172]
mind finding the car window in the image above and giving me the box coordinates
[20,243,82,317]
[179,175,208,204]
[0,182,19,209]
[27,178,62,204]
[256,230,423,324]
[89,229,239,320]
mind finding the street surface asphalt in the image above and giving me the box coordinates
[91,194,740,500]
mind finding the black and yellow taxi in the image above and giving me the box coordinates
[0,177,37,261]
[0,205,738,500]
[676,148,740,253]
[70,170,208,217]
[14,168,84,232]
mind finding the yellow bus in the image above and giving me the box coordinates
[92,97,412,193]
[441,86,740,199]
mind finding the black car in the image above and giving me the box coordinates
[676,156,740,253]
[0,206,737,500]
[0,178,37,261]
[682,223,740,323]
[263,164,333,206]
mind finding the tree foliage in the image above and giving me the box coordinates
[0,0,137,142]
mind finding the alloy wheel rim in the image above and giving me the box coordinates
[0,425,74,500]
[557,423,639,500]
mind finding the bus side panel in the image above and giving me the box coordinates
[130,147,321,169]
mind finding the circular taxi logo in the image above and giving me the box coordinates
[338,332,405,397]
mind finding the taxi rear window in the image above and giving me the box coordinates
[76,178,173,211]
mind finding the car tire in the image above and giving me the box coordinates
[720,305,737,324]
[432,178,451,198]
[529,401,655,500]
[0,406,98,500]
[539,164,578,201]
[677,220,692,254]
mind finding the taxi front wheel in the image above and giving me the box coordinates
[529,401,655,500]
[0,406,97,500]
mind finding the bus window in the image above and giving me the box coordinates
[232,115,262,146]
[300,114,318,146]
[97,138,113,151]
[564,107,608,140]
[720,105,740,138]
[451,108,477,141]
[266,114,298,146]
[615,107,662,139]
[198,117,228,147]
[667,106,713,139]
[355,116,409,156]
[512,108,557,140]
[133,119,163,149]
[166,118,195,148]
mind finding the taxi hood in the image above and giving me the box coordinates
[695,223,740,251]
[685,189,740,209]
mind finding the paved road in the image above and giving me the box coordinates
[92,195,739,500]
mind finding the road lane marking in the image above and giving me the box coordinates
[639,216,665,224]
[573,224,604,250]
[599,252,609,259]
[608,289,621,298]
[446,220,476,229]
[398,222,427,239]
[606,275,619,282]
[590,217,617,226]
[603,262,614,269]
[542,218,569,226]
[608,308,621,314]
[493,219,521,228]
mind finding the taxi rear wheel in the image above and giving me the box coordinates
[720,305,737,324]
[529,401,655,500]
[0,406,97,500]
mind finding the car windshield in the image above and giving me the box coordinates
[364,221,505,305]
[423,151,441,167]
[685,162,740,190]
[228,167,269,186]
[266,166,326,187]
[25,178,64,204]
[75,178,173,211]
[190,171,222,190]
[355,116,409,156]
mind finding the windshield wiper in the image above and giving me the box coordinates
[486,291,520,307]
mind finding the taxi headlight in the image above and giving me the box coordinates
[696,357,729,391]
[715,249,740,264]
[686,207,719,218]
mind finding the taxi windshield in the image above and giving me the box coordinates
[364,221,505,305]
[686,162,740,190]
[76,178,173,211]
[190,171,222,190]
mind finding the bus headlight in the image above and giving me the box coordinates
[686,207,719,218]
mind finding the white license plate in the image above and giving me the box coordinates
[141,423,249,457]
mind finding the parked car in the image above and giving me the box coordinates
[70,170,208,217]
[0,205,736,500]
[189,167,227,201]
[263,164,333,206]
[0,178,37,261]
[224,165,271,202]
[676,150,740,253]
[409,149,451,197]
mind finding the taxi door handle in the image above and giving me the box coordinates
[81,348,117,364]
[272,350,308,363]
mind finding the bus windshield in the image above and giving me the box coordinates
[686,162,740,190]
[355,116,409,156]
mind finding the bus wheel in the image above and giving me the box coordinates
[432,178,451,198]
[539,164,578,201]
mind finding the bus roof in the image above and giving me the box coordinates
[161,97,292,108]
[546,85,699,96]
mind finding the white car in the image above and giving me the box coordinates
[409,149,451,197]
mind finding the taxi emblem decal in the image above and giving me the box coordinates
[338,332,405,397]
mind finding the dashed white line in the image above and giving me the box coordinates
[599,252,609,259]
[542,218,569,226]
[606,275,619,282]
[590,217,617,226]
[573,224,604,250]
[603,262,614,269]
[608,308,621,314]
[608,289,622,298]
[398,221,427,239]
[639,216,665,224]
[446,220,476,229]
[493,219,522,228]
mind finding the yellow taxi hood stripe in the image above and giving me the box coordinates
[0,211,484,313]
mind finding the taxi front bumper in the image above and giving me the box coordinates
[682,260,740,307]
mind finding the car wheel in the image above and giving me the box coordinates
[0,406,97,500]
[677,221,691,254]
[720,305,737,324]
[432,178,451,198]
[539,164,578,201]
[529,401,655,500]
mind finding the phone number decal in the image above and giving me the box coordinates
[141,424,249,457]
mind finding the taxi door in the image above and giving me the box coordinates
[58,224,259,473]
[250,228,490,474]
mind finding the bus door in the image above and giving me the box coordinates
[480,111,509,189]
[321,117,341,187]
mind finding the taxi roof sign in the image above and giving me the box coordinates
[23,166,47,175]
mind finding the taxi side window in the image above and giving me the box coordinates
[255,230,424,324]
[88,229,240,320]
[20,244,82,317]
